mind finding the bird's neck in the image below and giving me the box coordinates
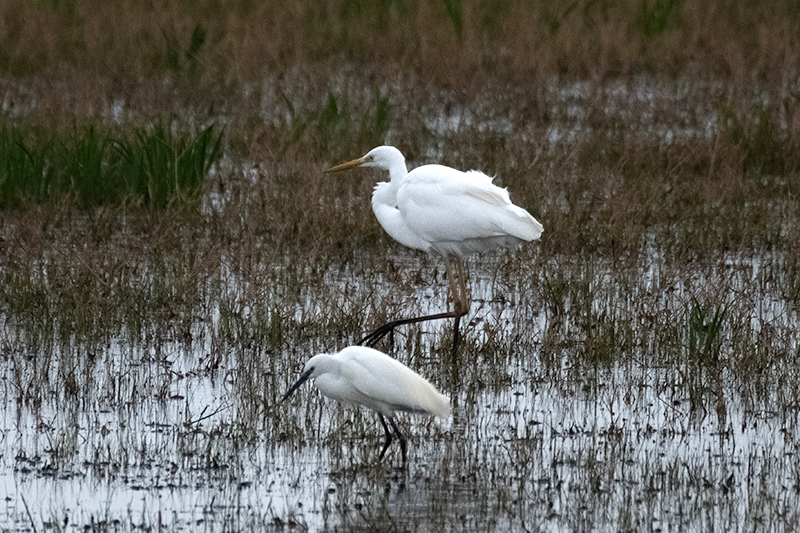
[385,159,408,183]
[372,159,407,209]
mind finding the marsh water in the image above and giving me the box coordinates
[1,248,799,532]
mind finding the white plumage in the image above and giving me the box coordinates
[396,165,542,256]
[282,345,450,462]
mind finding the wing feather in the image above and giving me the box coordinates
[398,165,542,254]
[337,347,450,418]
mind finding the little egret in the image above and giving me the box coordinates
[325,146,543,352]
[282,345,451,462]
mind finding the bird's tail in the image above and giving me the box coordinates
[434,393,452,419]
[504,205,544,241]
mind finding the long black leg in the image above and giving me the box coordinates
[387,416,407,464]
[378,414,393,459]
[358,311,458,347]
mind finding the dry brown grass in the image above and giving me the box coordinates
[1,0,799,87]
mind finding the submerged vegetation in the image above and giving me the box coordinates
[1,0,800,531]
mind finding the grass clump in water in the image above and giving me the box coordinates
[685,296,727,367]
[0,119,222,210]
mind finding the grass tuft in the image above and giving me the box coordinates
[0,119,222,209]
[686,296,726,367]
[120,122,223,209]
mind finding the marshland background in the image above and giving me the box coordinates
[1,0,800,531]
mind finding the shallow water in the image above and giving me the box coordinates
[2,249,799,532]
[3,363,797,531]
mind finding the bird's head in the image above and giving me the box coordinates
[324,145,406,174]
[280,353,332,402]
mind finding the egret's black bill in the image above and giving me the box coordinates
[281,367,313,402]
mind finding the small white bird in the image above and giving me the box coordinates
[326,146,543,350]
[282,345,451,462]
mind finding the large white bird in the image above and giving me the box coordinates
[326,146,543,352]
[282,345,451,462]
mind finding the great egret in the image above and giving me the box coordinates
[325,146,543,352]
[282,345,451,462]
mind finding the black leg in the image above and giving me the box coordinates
[359,311,458,347]
[387,416,407,464]
[378,414,393,459]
